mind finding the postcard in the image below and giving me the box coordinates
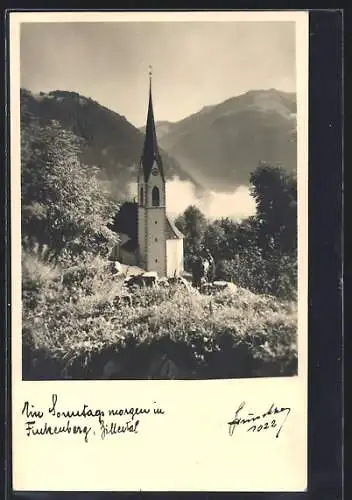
[10,10,308,492]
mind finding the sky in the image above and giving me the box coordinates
[20,21,296,128]
[20,19,296,220]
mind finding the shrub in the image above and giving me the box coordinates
[216,250,297,301]
[21,120,119,259]
[22,251,298,380]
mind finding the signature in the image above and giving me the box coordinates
[228,401,291,438]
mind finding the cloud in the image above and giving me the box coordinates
[129,178,256,221]
[197,185,256,221]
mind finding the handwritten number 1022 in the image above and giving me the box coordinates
[247,420,277,432]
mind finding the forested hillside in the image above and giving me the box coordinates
[21,88,199,201]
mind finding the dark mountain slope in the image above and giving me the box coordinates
[20,88,199,200]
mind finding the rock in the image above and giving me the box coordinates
[125,272,158,289]
[213,281,237,292]
[109,261,123,275]
[200,280,238,295]
[168,276,191,289]
[142,271,158,279]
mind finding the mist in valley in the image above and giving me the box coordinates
[128,177,256,221]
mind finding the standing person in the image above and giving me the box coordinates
[205,249,216,283]
[192,255,205,289]
[199,245,206,259]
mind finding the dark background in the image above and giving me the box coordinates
[3,8,344,500]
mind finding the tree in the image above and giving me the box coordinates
[21,119,119,258]
[203,216,260,263]
[250,162,297,256]
[234,216,260,252]
[175,205,207,270]
[203,219,227,262]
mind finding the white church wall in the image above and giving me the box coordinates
[178,238,184,274]
[137,207,146,268]
[145,208,167,277]
[137,159,168,278]
[166,238,184,277]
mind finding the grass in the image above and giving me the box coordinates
[22,250,298,380]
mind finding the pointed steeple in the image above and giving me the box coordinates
[141,66,164,182]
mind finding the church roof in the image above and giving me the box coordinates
[165,217,184,240]
[120,236,138,252]
[111,202,137,240]
[141,71,165,183]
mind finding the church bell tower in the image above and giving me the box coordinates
[137,67,167,277]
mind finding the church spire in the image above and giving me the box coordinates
[141,66,164,182]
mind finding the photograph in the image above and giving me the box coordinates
[20,18,299,382]
[10,11,314,493]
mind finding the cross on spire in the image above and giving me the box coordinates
[148,65,153,93]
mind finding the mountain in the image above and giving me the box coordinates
[140,120,175,140]
[20,89,199,201]
[21,87,297,205]
[140,120,174,140]
[154,89,297,192]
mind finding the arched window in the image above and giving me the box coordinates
[152,186,160,207]
[140,187,144,206]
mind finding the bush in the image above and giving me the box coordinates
[21,120,119,259]
[216,250,297,301]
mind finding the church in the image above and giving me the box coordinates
[110,72,184,278]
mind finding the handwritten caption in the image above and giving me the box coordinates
[21,394,166,443]
[227,401,291,438]
[21,395,291,443]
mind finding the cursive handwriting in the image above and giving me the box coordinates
[24,419,93,443]
[21,394,166,443]
[99,416,139,439]
[228,401,291,438]
[48,394,104,419]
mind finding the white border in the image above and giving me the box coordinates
[10,11,308,492]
